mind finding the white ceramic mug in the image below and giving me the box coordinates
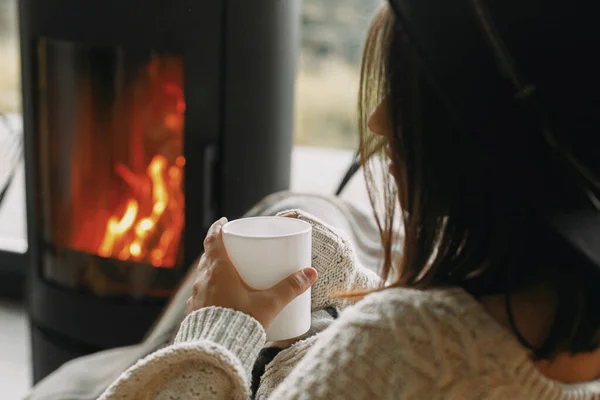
[222,216,312,341]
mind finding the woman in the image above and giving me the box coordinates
[101,1,600,398]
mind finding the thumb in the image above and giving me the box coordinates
[266,268,318,310]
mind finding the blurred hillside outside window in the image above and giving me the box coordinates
[0,0,20,115]
[295,0,383,149]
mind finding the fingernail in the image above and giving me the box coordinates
[219,217,228,224]
[302,268,318,284]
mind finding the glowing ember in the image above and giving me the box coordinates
[98,199,139,258]
[97,154,184,267]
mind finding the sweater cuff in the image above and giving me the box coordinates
[175,306,266,374]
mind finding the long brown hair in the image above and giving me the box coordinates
[358,4,600,359]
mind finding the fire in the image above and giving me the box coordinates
[91,55,185,268]
[61,54,185,269]
[97,155,184,267]
[98,199,138,258]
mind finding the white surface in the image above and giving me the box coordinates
[0,159,27,253]
[223,216,311,239]
[223,216,312,341]
[290,146,371,212]
[0,299,30,400]
[0,113,27,253]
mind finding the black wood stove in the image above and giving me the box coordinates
[19,0,300,382]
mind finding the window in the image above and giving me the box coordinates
[0,0,20,114]
[294,0,382,149]
[291,0,382,210]
[0,0,26,254]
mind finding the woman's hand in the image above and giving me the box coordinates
[185,217,318,329]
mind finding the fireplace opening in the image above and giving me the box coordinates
[37,39,186,298]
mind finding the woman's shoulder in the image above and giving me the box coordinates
[339,286,520,363]
[345,285,481,322]
[262,287,532,399]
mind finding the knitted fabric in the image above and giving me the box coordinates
[99,212,600,400]
[100,210,378,399]
[252,308,338,397]
[275,209,382,310]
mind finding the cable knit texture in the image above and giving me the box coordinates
[262,288,600,400]
[99,211,600,400]
[98,307,264,400]
[174,307,266,375]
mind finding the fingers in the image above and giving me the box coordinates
[276,209,299,218]
[185,297,193,314]
[203,218,239,282]
[265,268,318,310]
[194,217,239,298]
[193,254,209,282]
[203,217,228,254]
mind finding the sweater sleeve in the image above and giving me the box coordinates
[98,307,265,400]
[276,209,382,310]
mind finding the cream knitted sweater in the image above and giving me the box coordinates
[99,213,600,400]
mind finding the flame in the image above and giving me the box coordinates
[93,56,185,268]
[97,154,184,267]
[98,199,139,258]
[149,156,168,216]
